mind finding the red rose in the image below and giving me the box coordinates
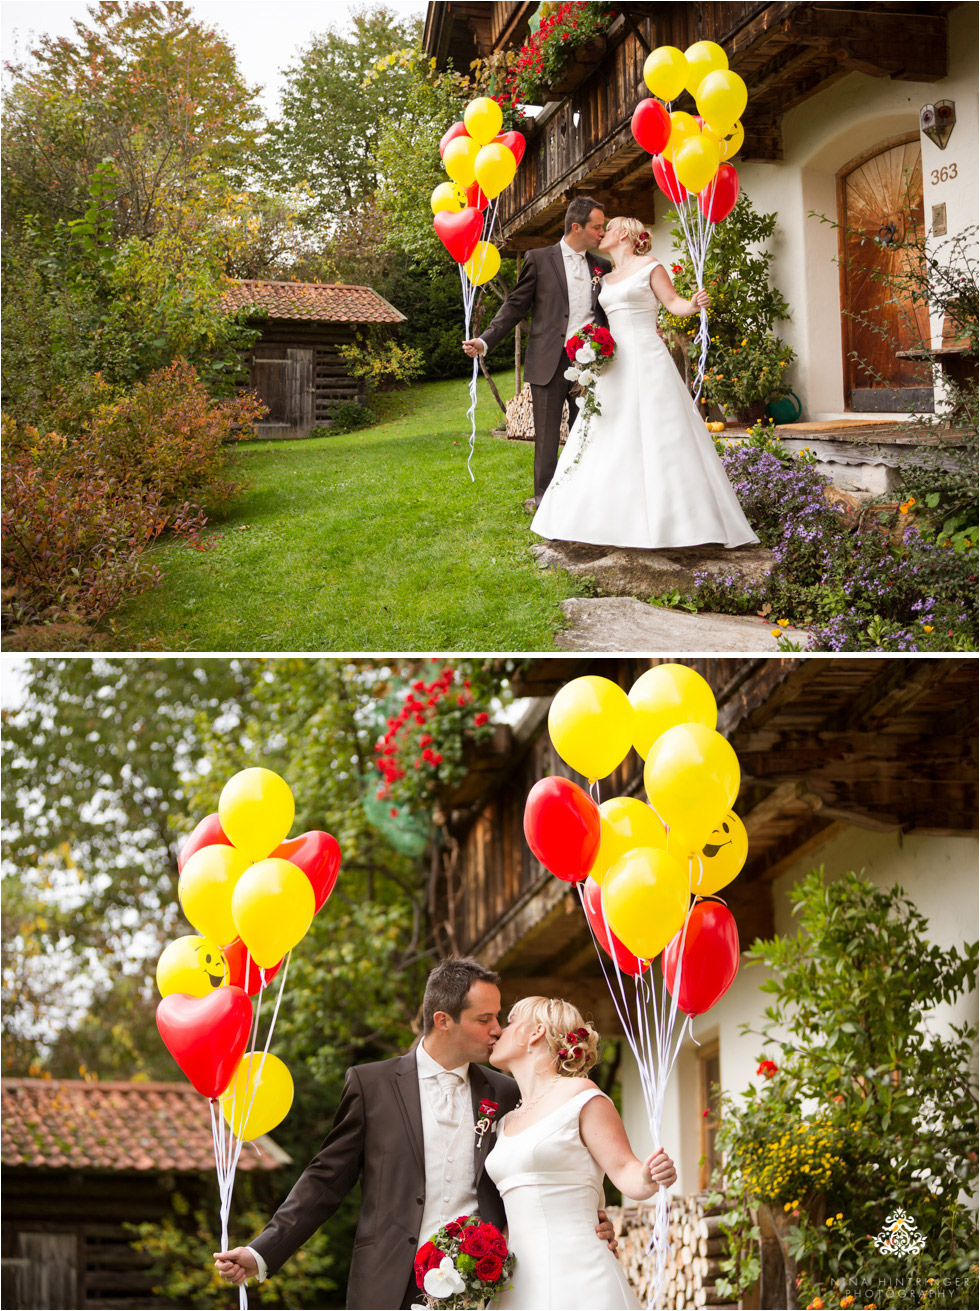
[444,1219,465,1239]
[476,1253,504,1283]
[565,334,584,359]
[461,1228,492,1258]
[483,1226,509,1258]
[414,1242,445,1288]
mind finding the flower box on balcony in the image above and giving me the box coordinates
[545,33,608,97]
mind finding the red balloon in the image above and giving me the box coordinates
[224,937,283,995]
[466,181,490,211]
[651,154,688,203]
[433,207,483,263]
[492,130,526,167]
[631,98,671,155]
[663,899,740,1016]
[439,120,470,157]
[156,988,253,1098]
[582,876,650,976]
[523,776,600,883]
[272,830,341,914]
[699,162,740,223]
[178,812,232,873]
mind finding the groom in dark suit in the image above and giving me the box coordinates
[463,197,611,508]
[213,957,614,1309]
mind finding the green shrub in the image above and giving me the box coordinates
[327,400,376,433]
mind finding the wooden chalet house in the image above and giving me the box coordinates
[430,656,978,1304]
[424,2,977,419]
[1,1079,288,1310]
[222,280,406,439]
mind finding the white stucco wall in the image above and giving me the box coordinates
[648,2,979,420]
[620,829,979,1198]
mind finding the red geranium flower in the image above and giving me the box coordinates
[474,711,489,726]
[757,1059,779,1079]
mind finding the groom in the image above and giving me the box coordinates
[213,957,615,1309]
[463,196,611,509]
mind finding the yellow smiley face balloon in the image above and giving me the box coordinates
[689,811,748,896]
[156,934,229,998]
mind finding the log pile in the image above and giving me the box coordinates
[607,1193,739,1310]
[505,383,570,444]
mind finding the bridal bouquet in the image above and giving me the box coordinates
[556,321,617,482]
[413,1215,516,1309]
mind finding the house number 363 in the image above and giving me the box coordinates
[931,163,958,184]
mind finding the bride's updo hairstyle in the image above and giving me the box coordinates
[612,216,652,256]
[512,996,600,1077]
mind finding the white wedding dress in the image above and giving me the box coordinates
[485,1087,641,1310]
[531,261,759,549]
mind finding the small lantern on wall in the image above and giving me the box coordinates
[920,99,956,150]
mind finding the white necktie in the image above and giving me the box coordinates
[435,1070,462,1122]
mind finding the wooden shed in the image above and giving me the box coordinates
[1,1078,289,1310]
[223,280,406,439]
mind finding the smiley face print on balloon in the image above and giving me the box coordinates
[156,935,230,998]
[688,810,747,896]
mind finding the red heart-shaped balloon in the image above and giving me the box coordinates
[178,812,232,873]
[224,937,284,995]
[652,153,688,203]
[272,830,341,914]
[582,876,650,976]
[492,130,526,167]
[699,162,740,223]
[156,988,253,1098]
[433,207,483,263]
[631,99,671,155]
[466,180,490,211]
[663,899,740,1016]
[523,776,600,883]
[440,120,470,158]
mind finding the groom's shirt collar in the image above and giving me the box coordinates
[560,238,587,262]
[416,1037,470,1084]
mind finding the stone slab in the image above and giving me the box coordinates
[531,540,773,599]
[556,597,809,653]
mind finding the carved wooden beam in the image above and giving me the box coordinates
[780,4,948,81]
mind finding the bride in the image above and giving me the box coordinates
[486,996,675,1310]
[531,216,759,551]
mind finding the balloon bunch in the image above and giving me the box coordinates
[154,768,341,1308]
[522,667,746,1310]
[630,41,748,403]
[431,96,526,479]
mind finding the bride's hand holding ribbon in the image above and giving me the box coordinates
[690,289,711,311]
[642,1147,678,1190]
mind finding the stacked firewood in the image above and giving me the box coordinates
[505,383,570,443]
[607,1193,738,1310]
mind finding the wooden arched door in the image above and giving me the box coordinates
[837,134,933,411]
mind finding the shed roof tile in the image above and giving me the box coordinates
[224,279,406,323]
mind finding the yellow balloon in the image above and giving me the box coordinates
[464,240,501,287]
[703,118,744,162]
[696,69,748,136]
[156,934,229,998]
[643,45,688,101]
[474,142,517,199]
[690,810,748,896]
[179,844,251,945]
[431,181,467,214]
[548,676,635,780]
[443,134,481,188]
[684,40,728,98]
[231,857,314,968]
[588,796,667,884]
[644,724,741,855]
[672,134,721,193]
[628,664,718,760]
[218,768,295,863]
[661,111,700,162]
[602,847,690,960]
[220,1052,294,1139]
[464,96,503,146]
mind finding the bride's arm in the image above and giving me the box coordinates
[579,1093,677,1201]
[649,263,711,316]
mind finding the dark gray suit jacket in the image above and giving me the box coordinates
[250,1052,520,1309]
[480,242,611,385]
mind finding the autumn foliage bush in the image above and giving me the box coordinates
[1,360,264,645]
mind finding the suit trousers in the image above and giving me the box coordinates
[530,355,577,502]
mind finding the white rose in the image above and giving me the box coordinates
[563,365,581,382]
[574,345,596,364]
[424,1257,466,1299]
[578,368,598,387]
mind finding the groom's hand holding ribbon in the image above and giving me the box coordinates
[213,1246,258,1285]
[462,337,487,357]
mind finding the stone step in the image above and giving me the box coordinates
[531,540,773,600]
[556,597,809,653]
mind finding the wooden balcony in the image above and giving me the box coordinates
[430,657,978,1031]
[425,2,955,250]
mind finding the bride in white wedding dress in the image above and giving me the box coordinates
[485,997,676,1310]
[531,216,759,550]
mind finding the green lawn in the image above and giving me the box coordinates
[116,372,583,651]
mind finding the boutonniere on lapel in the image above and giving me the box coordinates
[475,1099,500,1139]
[590,268,604,290]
